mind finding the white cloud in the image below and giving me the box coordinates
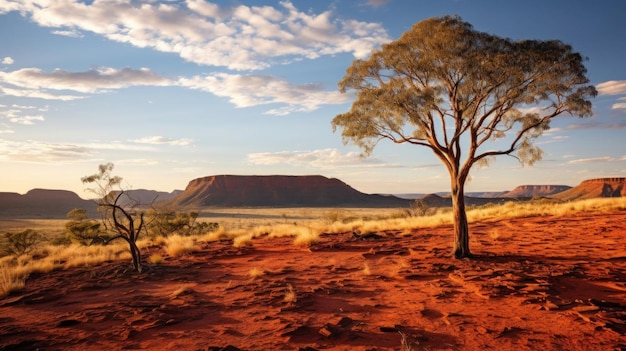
[51,29,83,38]
[0,67,171,97]
[0,138,93,162]
[566,156,614,165]
[0,122,14,134]
[597,80,626,95]
[179,73,351,114]
[247,148,401,168]
[1,1,389,71]
[2,57,14,65]
[0,104,46,125]
[131,136,193,146]
[9,115,45,125]
[0,65,347,114]
[612,102,626,110]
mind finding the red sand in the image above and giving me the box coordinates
[1,211,625,350]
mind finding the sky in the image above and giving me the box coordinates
[1,0,625,198]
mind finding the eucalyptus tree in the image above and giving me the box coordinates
[332,16,596,258]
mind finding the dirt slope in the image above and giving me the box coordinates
[1,211,625,350]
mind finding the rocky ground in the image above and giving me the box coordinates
[1,211,625,350]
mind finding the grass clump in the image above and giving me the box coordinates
[0,264,27,296]
[164,235,199,257]
[148,254,164,264]
[248,267,264,279]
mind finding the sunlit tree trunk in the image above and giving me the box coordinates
[451,175,471,258]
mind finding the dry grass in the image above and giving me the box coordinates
[283,284,296,303]
[248,267,264,279]
[0,197,624,297]
[0,264,26,296]
[164,235,199,257]
[148,254,164,264]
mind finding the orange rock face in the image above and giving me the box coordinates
[554,177,626,200]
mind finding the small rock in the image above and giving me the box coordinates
[318,326,333,337]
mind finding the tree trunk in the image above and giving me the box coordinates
[451,179,471,258]
[129,240,142,272]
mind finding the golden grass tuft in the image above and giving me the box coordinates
[233,234,253,248]
[283,284,297,303]
[292,227,320,247]
[362,263,371,276]
[164,235,199,257]
[248,267,264,279]
[0,264,26,296]
[148,254,164,264]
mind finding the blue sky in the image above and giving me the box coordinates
[1,0,625,197]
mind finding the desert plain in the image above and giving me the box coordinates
[1,205,625,351]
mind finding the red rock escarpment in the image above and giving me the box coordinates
[166,175,409,207]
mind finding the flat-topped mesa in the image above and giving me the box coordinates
[580,177,626,184]
[552,177,626,200]
[168,175,409,208]
[504,185,571,198]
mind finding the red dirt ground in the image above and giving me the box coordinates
[1,211,626,350]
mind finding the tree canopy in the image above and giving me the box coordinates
[332,16,596,258]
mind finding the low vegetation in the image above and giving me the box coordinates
[1,196,624,296]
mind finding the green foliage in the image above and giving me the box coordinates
[2,229,41,256]
[65,208,109,246]
[147,209,218,238]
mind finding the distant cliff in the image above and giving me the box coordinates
[552,178,625,201]
[503,185,572,198]
[161,175,410,208]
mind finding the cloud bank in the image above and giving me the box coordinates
[247,148,402,168]
[0,1,389,71]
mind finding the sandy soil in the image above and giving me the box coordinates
[1,211,625,350]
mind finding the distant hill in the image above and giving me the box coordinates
[0,189,98,219]
[160,175,410,208]
[394,192,504,199]
[416,193,514,207]
[111,189,183,208]
[552,178,625,201]
[502,185,572,198]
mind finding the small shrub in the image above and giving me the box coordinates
[65,208,108,246]
[50,236,72,246]
[2,229,41,256]
[147,209,219,238]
